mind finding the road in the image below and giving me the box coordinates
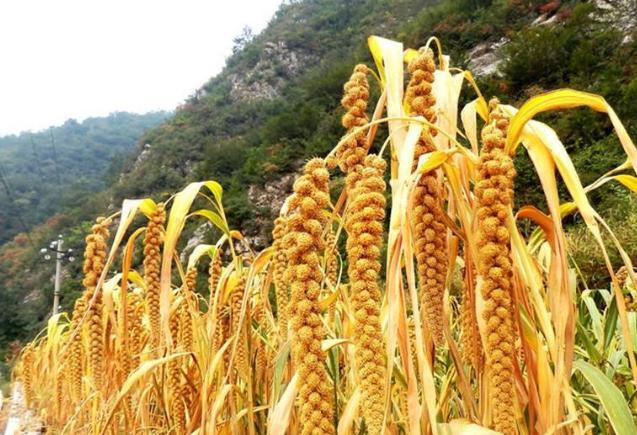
[2,384,41,435]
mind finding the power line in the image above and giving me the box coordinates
[49,127,63,187]
[0,162,36,247]
[0,163,13,198]
[30,135,45,182]
[29,135,47,220]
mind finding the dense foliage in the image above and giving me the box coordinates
[0,112,168,244]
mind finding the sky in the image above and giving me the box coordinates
[0,0,283,136]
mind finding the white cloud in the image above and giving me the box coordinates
[0,0,282,135]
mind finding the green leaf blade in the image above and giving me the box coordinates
[573,360,637,434]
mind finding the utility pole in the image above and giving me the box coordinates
[41,235,75,316]
[53,237,63,314]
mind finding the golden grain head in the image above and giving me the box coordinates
[345,154,387,434]
[13,33,635,435]
[474,100,517,434]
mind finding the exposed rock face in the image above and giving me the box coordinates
[123,143,152,181]
[228,41,317,102]
[173,167,301,257]
[180,223,211,264]
[248,173,296,214]
[246,171,298,249]
[531,13,558,26]
[137,143,152,164]
[467,37,508,77]
[594,0,637,42]
[180,172,296,255]
[23,289,41,305]
[467,0,637,77]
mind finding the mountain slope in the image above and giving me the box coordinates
[0,111,169,244]
[112,0,637,241]
[112,0,436,204]
[1,0,636,374]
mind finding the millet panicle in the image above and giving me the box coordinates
[144,203,166,353]
[83,217,111,392]
[345,154,388,434]
[284,158,335,435]
[406,48,448,346]
[272,216,290,340]
[331,64,371,192]
[475,99,517,434]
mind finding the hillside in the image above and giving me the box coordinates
[0,111,168,244]
[111,0,637,241]
[1,0,637,374]
[111,0,440,232]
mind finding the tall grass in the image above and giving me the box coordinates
[13,36,637,434]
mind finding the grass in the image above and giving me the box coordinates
[9,35,637,434]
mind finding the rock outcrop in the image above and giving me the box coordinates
[228,41,317,102]
[467,38,508,77]
[594,0,637,42]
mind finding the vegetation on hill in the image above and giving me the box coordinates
[0,111,168,244]
[1,0,636,378]
[113,0,637,238]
